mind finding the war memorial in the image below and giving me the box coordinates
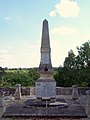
[0,20,90,120]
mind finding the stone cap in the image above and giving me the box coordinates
[72,85,78,88]
[15,84,21,87]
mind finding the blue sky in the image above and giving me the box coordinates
[0,0,90,68]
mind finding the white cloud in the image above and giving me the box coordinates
[0,50,8,54]
[1,36,88,68]
[51,39,72,67]
[7,41,41,68]
[23,41,40,67]
[0,49,12,62]
[49,0,80,17]
[4,16,11,20]
[51,26,78,36]
[0,39,41,68]
[0,55,11,62]
[83,34,90,40]
[49,11,56,17]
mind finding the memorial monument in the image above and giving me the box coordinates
[36,19,56,101]
[3,19,87,119]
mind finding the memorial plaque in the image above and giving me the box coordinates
[36,81,56,98]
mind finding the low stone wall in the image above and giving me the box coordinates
[0,87,30,96]
[0,87,15,96]
[57,87,90,95]
[78,87,90,95]
[56,87,72,95]
[0,87,90,96]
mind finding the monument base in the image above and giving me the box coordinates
[3,96,87,118]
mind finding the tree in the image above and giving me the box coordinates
[77,40,90,68]
[54,40,90,87]
[0,67,6,86]
[64,50,76,69]
[54,67,77,87]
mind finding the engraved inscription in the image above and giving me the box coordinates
[36,82,56,98]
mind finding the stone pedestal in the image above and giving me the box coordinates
[36,71,56,101]
[86,90,90,118]
[14,84,21,100]
[72,85,78,100]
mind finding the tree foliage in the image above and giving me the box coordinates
[54,40,90,87]
[0,68,39,87]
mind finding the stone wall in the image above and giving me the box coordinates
[56,87,72,95]
[56,87,90,95]
[0,87,89,96]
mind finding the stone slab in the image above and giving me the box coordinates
[3,104,87,118]
[24,97,68,108]
[3,97,87,118]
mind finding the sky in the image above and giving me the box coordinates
[0,0,90,68]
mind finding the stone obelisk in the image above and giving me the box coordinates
[36,19,56,101]
[39,19,52,70]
